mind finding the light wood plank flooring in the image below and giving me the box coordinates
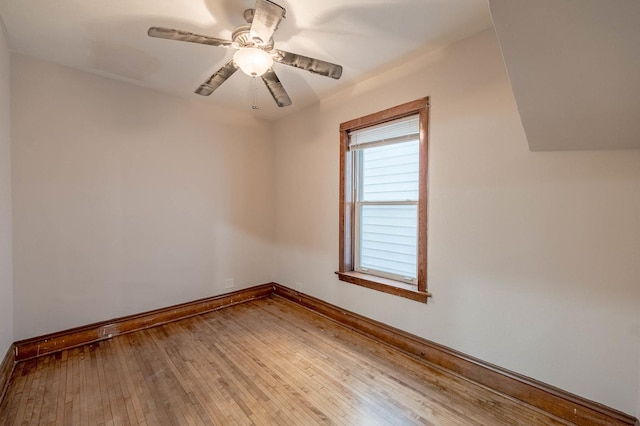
[0,296,569,425]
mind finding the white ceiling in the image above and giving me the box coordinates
[0,0,492,120]
[490,0,640,151]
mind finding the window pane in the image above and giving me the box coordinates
[359,204,417,279]
[361,140,419,202]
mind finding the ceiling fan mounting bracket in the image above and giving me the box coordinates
[243,9,255,24]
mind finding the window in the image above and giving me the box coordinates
[337,98,430,302]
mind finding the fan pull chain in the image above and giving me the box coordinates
[252,76,259,110]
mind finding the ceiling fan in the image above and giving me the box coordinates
[148,0,343,107]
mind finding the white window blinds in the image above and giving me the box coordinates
[349,115,419,150]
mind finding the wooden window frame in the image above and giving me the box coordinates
[337,97,431,303]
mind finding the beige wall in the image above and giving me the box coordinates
[11,54,275,339]
[272,29,640,416]
[0,21,13,357]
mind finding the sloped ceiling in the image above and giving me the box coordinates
[0,0,492,120]
[489,0,640,151]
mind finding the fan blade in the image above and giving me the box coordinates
[261,68,292,107]
[148,27,233,48]
[272,49,342,79]
[195,61,239,96]
[250,0,286,45]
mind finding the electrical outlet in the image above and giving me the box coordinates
[225,278,235,289]
[295,281,302,291]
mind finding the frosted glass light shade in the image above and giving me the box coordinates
[233,48,273,77]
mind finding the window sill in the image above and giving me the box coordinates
[335,271,431,303]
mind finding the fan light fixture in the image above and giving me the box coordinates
[233,48,273,77]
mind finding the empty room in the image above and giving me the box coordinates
[0,0,639,424]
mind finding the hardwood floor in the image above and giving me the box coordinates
[0,296,570,425]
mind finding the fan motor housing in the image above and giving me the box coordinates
[232,23,274,50]
[233,9,274,50]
